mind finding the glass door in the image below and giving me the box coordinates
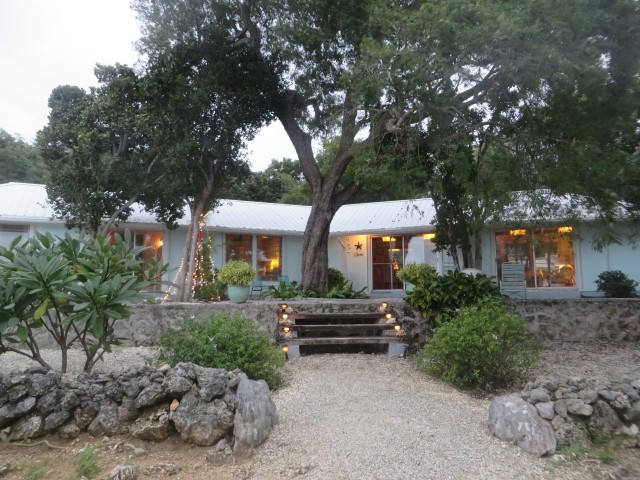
[371,236,406,290]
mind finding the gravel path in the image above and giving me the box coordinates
[239,354,549,480]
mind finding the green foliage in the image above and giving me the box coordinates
[194,280,227,302]
[325,278,368,299]
[0,129,47,183]
[417,297,539,392]
[406,269,500,325]
[595,270,638,298]
[217,261,257,286]
[73,446,100,479]
[193,239,226,302]
[328,268,346,289]
[0,231,167,372]
[159,314,285,389]
[396,263,437,286]
[266,281,318,300]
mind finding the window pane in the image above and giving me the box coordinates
[372,235,406,290]
[495,230,535,287]
[226,234,253,264]
[257,236,282,281]
[533,228,575,287]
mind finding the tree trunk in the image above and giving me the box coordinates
[301,203,334,293]
[473,229,483,270]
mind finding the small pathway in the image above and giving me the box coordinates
[238,354,550,480]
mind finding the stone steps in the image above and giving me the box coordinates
[277,304,407,358]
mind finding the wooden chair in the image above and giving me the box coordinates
[250,276,263,299]
[500,262,527,299]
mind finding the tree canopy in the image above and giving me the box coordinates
[0,130,47,184]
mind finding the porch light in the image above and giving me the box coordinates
[282,346,289,353]
[423,233,436,240]
[283,326,290,333]
[558,226,573,233]
[382,236,396,242]
[509,229,526,236]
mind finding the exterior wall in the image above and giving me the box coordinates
[334,235,369,291]
[283,235,303,283]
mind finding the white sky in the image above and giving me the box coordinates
[0,0,294,171]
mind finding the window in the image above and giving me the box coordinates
[108,230,164,291]
[225,234,283,281]
[0,224,29,248]
[257,236,282,281]
[226,234,253,263]
[372,236,407,290]
[496,227,575,288]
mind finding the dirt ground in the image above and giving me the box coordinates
[1,341,640,480]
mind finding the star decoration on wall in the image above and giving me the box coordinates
[355,242,363,250]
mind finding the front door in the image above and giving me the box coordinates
[371,235,407,290]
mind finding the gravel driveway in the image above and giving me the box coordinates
[239,354,549,480]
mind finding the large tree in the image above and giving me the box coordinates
[37,65,169,236]
[0,130,47,183]
[134,0,639,291]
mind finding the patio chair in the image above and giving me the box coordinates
[500,262,527,299]
[250,276,263,299]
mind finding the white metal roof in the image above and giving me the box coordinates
[0,183,435,235]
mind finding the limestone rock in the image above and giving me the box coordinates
[554,400,568,418]
[488,394,556,456]
[108,464,139,480]
[172,390,234,446]
[44,409,71,431]
[117,397,139,422]
[529,388,551,404]
[131,407,173,441]
[206,439,235,465]
[88,401,127,436]
[195,367,228,401]
[134,384,166,409]
[565,399,593,417]
[58,420,81,439]
[621,400,640,423]
[535,401,556,420]
[162,374,193,399]
[233,378,277,455]
[74,405,98,431]
[0,396,36,427]
[9,415,45,441]
[577,389,599,404]
[588,400,622,438]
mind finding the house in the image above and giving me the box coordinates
[1,182,638,299]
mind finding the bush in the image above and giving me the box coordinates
[406,269,500,324]
[595,270,638,298]
[217,260,257,285]
[417,296,539,392]
[159,314,285,389]
[328,268,346,289]
[396,263,437,285]
[266,280,318,299]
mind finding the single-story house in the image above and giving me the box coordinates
[1,182,638,299]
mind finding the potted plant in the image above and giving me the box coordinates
[218,260,257,303]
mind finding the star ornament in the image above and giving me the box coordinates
[355,242,363,250]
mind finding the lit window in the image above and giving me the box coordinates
[496,227,575,288]
[226,234,253,264]
[257,236,282,281]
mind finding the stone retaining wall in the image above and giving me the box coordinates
[0,363,276,456]
[31,298,640,349]
[513,299,640,342]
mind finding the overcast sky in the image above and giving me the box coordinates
[0,0,295,171]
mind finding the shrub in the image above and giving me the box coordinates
[328,268,346,289]
[417,296,539,392]
[217,260,257,286]
[396,263,437,285]
[73,446,100,479]
[266,280,318,299]
[159,314,285,389]
[0,232,167,373]
[406,269,500,324]
[595,270,638,298]
[325,278,368,299]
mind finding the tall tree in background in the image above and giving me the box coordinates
[37,65,169,236]
[134,0,639,291]
[0,130,47,184]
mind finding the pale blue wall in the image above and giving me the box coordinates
[283,235,303,283]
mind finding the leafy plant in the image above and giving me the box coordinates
[217,260,257,286]
[406,269,500,325]
[396,263,437,286]
[194,280,227,302]
[325,278,368,299]
[73,446,100,479]
[328,268,346,289]
[266,281,318,300]
[0,232,167,372]
[417,296,539,392]
[595,270,638,298]
[159,314,286,389]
